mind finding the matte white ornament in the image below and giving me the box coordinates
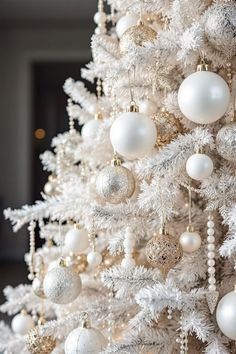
[65,325,107,354]
[87,251,102,268]
[179,230,201,253]
[64,227,89,254]
[178,71,230,124]
[44,182,54,195]
[88,103,99,115]
[110,111,157,160]
[81,120,100,140]
[139,99,157,116]
[11,312,34,335]
[116,14,138,39]
[216,290,236,340]
[43,264,82,304]
[186,153,213,181]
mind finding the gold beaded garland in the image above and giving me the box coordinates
[145,228,183,275]
[119,20,157,55]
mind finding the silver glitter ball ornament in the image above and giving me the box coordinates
[205,2,236,57]
[43,263,82,304]
[96,161,135,204]
[216,122,236,162]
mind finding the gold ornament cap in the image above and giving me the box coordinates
[186,224,195,232]
[126,101,139,112]
[111,156,122,166]
[94,112,103,120]
[197,59,209,72]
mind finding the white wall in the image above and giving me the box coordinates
[0,26,92,260]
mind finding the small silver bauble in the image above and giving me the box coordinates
[216,121,236,162]
[205,2,236,57]
[43,260,82,304]
[96,158,135,204]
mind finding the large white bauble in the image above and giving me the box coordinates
[81,120,100,140]
[64,228,89,254]
[110,112,157,160]
[65,326,107,354]
[139,99,157,116]
[178,71,230,124]
[179,230,201,253]
[216,291,236,340]
[87,251,102,268]
[186,153,213,181]
[43,265,82,304]
[11,312,34,335]
[116,14,138,39]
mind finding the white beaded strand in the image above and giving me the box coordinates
[176,314,188,354]
[207,214,216,292]
[121,226,136,269]
[94,0,107,35]
[28,221,36,281]
[107,290,114,347]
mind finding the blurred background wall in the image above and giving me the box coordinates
[0,0,96,311]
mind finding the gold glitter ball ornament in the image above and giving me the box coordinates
[119,20,157,55]
[145,229,183,275]
[96,158,135,204]
[26,326,56,354]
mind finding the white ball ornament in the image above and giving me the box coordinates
[87,251,102,268]
[11,311,34,335]
[65,324,107,354]
[178,68,230,124]
[64,226,89,254]
[139,99,157,116]
[94,11,106,25]
[186,153,213,181]
[216,290,236,340]
[116,13,139,38]
[43,261,82,304]
[179,228,201,253]
[110,106,157,160]
[81,119,100,140]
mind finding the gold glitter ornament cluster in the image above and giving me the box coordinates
[119,20,157,55]
[26,326,56,354]
[145,229,183,275]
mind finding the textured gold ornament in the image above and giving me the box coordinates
[155,107,186,148]
[119,20,157,55]
[26,326,56,354]
[145,229,183,275]
[96,158,135,204]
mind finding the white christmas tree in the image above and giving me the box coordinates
[1,0,236,353]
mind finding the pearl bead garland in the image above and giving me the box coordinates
[28,221,36,281]
[87,229,103,268]
[121,227,136,269]
[94,0,107,35]
[176,315,188,354]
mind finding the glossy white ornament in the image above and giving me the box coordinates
[179,230,201,253]
[116,14,138,38]
[178,71,230,124]
[88,103,99,115]
[87,251,102,268]
[44,181,54,195]
[94,12,106,24]
[110,111,157,160]
[64,228,89,254]
[186,153,213,181]
[81,120,100,140]
[65,325,107,354]
[43,264,82,304]
[11,312,34,335]
[139,99,157,116]
[216,290,236,340]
